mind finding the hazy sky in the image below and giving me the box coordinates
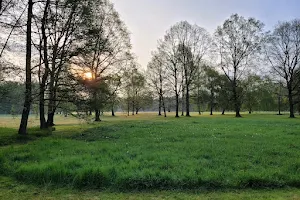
[111,0,300,68]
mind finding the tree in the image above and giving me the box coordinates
[158,33,181,117]
[73,0,132,122]
[0,81,24,114]
[18,0,33,135]
[158,21,211,117]
[191,64,204,115]
[203,66,220,115]
[265,19,300,118]
[147,51,167,117]
[243,75,262,114]
[173,22,211,117]
[106,74,122,116]
[122,65,145,116]
[216,74,232,115]
[35,0,93,127]
[215,14,266,117]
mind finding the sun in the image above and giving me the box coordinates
[84,72,93,80]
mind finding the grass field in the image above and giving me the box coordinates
[0,112,300,199]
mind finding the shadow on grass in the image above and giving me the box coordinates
[0,127,53,146]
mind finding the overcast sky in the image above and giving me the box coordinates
[111,0,300,68]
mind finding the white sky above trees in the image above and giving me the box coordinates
[111,0,300,69]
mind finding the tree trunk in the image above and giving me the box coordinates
[47,112,55,126]
[249,108,252,114]
[277,95,282,115]
[233,81,242,117]
[19,0,33,135]
[127,100,130,116]
[39,69,47,128]
[222,109,225,115]
[175,93,179,117]
[210,91,213,116]
[95,109,101,121]
[47,74,56,127]
[46,99,56,127]
[288,87,295,118]
[39,0,50,129]
[162,95,167,117]
[132,101,135,115]
[181,92,184,116]
[197,92,201,115]
[158,95,162,116]
[112,106,115,117]
[39,93,47,129]
[186,84,190,117]
[163,99,166,118]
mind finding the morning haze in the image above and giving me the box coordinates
[0,0,300,199]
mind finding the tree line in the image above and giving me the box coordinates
[0,1,300,135]
[147,15,300,119]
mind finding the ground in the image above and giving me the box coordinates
[0,112,299,199]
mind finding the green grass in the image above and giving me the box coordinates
[1,176,300,200]
[0,113,300,198]
[0,176,300,200]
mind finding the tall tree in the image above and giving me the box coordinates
[147,51,167,117]
[18,0,33,135]
[73,0,132,121]
[175,22,211,117]
[243,75,262,114]
[158,21,211,117]
[122,65,145,116]
[158,34,181,117]
[215,14,266,117]
[204,66,220,115]
[265,19,300,118]
[217,74,232,115]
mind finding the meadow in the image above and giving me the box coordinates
[0,112,300,199]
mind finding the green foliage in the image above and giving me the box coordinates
[0,114,299,191]
[0,81,24,114]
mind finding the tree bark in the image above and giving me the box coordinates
[186,84,190,117]
[127,100,130,116]
[39,0,50,129]
[19,0,33,135]
[95,109,101,121]
[47,112,55,126]
[39,92,47,129]
[197,89,201,115]
[175,93,179,117]
[161,94,167,117]
[288,86,295,118]
[132,100,135,115]
[158,94,162,116]
[210,90,213,116]
[47,74,56,127]
[222,109,225,115]
[181,92,184,116]
[112,105,115,117]
[277,95,282,115]
[233,81,242,117]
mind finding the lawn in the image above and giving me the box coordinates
[0,112,299,199]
